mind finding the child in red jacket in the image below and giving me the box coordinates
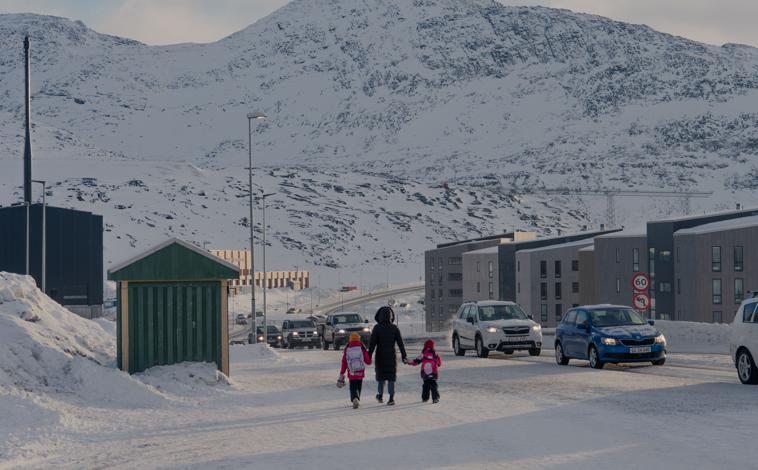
[339,333,372,408]
[408,339,442,403]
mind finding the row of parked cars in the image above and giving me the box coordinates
[453,297,758,386]
[240,312,373,350]
[451,300,666,368]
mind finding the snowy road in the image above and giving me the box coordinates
[2,347,755,470]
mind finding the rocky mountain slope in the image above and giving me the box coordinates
[0,0,757,283]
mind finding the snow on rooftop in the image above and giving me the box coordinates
[595,227,647,238]
[675,214,758,236]
[464,246,499,255]
[515,237,595,254]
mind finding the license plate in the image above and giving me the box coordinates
[505,336,528,342]
[629,346,652,354]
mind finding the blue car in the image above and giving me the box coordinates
[554,305,667,369]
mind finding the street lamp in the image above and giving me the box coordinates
[246,111,266,344]
[258,192,276,343]
[32,180,46,293]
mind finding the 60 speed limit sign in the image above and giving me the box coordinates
[632,292,651,311]
[631,273,650,292]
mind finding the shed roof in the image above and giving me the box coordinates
[108,238,240,281]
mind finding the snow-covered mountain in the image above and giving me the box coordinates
[1,0,757,284]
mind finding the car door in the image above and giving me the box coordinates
[572,310,591,359]
[559,309,577,356]
[460,306,475,347]
[741,302,758,356]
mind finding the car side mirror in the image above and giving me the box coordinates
[365,319,369,323]
[577,322,588,330]
[647,319,655,326]
[467,317,474,324]
[527,314,534,320]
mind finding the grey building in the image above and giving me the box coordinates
[647,208,758,320]
[425,232,536,332]
[578,245,595,305]
[462,246,500,302]
[674,216,758,323]
[590,230,649,309]
[515,239,594,327]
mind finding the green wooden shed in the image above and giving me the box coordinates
[107,238,240,375]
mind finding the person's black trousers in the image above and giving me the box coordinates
[349,379,363,401]
[422,378,439,401]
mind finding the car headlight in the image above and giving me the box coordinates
[293,331,299,336]
[487,327,498,333]
[601,337,617,346]
[363,327,370,332]
[338,329,346,334]
[258,336,264,341]
[655,334,666,345]
[532,325,541,331]
[277,335,282,339]
[313,330,318,335]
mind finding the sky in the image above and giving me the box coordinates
[0,0,757,47]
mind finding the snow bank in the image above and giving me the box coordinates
[656,320,731,354]
[136,362,230,397]
[0,272,115,393]
[230,343,286,365]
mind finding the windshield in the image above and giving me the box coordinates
[590,308,646,327]
[334,314,362,324]
[257,326,279,334]
[291,321,315,328]
[478,304,528,321]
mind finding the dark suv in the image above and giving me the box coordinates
[281,319,320,349]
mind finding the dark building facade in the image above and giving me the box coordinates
[0,204,103,318]
[646,208,758,320]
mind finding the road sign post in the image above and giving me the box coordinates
[632,292,651,311]
[631,273,650,292]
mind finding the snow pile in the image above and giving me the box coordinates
[137,362,230,397]
[656,320,731,354]
[0,272,115,392]
[230,343,287,366]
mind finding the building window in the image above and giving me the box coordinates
[540,283,547,300]
[439,288,443,299]
[448,272,463,281]
[735,246,744,272]
[659,251,671,262]
[476,261,480,273]
[712,246,721,272]
[488,261,494,279]
[488,282,494,300]
[735,278,744,304]
[438,258,442,270]
[676,247,680,263]
[555,304,563,322]
[633,248,640,272]
[572,259,579,272]
[517,282,520,294]
[429,259,434,271]
[476,282,480,294]
[540,260,547,278]
[615,248,620,263]
[677,278,681,295]
[572,282,579,294]
[712,279,722,305]
[517,260,520,272]
[540,304,548,322]
[713,311,723,323]
[616,278,620,293]
[659,282,671,293]
[449,289,463,297]
[555,260,562,278]
[555,282,562,300]
[448,257,462,266]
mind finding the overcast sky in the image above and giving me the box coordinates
[1,0,757,47]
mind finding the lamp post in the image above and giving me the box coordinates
[259,192,276,342]
[32,180,45,292]
[246,111,266,343]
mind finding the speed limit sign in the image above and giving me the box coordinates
[631,273,650,292]
[632,292,651,311]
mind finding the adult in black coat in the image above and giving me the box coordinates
[368,306,407,405]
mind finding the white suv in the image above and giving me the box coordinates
[729,294,758,384]
[452,301,542,358]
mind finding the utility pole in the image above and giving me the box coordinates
[246,111,266,343]
[23,36,32,276]
[260,192,275,341]
[32,180,46,292]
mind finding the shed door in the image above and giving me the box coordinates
[128,282,221,374]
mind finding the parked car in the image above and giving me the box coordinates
[235,314,248,325]
[554,305,667,369]
[451,301,542,358]
[256,325,283,348]
[281,319,320,349]
[286,307,297,314]
[729,293,758,384]
[319,313,371,350]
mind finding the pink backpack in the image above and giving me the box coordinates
[420,350,439,378]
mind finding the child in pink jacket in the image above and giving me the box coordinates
[339,333,372,408]
[408,339,442,403]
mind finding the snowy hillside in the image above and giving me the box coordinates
[1,0,758,282]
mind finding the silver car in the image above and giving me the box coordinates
[281,319,320,349]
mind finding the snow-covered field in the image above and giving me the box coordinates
[4,272,758,469]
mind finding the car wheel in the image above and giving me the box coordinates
[529,348,541,357]
[651,358,666,366]
[555,342,569,365]
[737,349,758,385]
[453,335,465,356]
[588,345,604,369]
[475,336,489,358]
